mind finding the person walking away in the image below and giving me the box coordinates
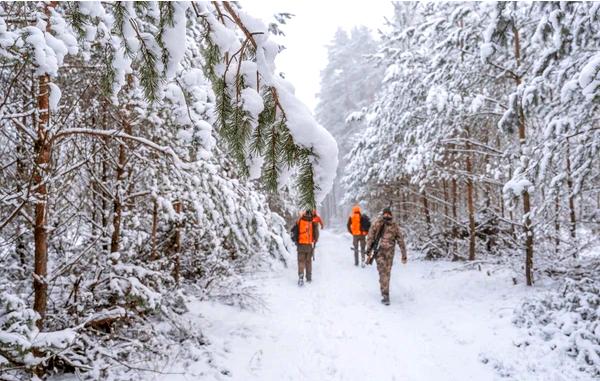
[347,205,370,267]
[365,208,407,305]
[292,210,319,286]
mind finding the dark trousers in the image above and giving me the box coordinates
[297,244,313,280]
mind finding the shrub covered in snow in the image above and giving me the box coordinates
[0,2,318,380]
[514,275,600,377]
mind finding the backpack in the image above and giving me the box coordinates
[290,223,299,244]
[360,214,371,232]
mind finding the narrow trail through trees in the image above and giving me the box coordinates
[187,231,535,381]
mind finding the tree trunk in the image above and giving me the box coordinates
[466,141,476,261]
[101,158,110,251]
[110,77,133,253]
[554,190,560,254]
[565,141,577,240]
[499,188,505,220]
[150,198,159,260]
[442,180,449,219]
[33,68,51,330]
[173,200,182,284]
[513,23,534,286]
[421,191,431,234]
[523,190,534,286]
[451,177,458,255]
[507,164,515,237]
[442,179,450,253]
[101,102,110,252]
[496,136,505,220]
[32,1,56,327]
[110,137,127,253]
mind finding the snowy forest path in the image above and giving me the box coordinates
[187,230,526,380]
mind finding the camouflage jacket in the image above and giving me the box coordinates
[366,217,407,259]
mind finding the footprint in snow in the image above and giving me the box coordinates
[248,349,263,373]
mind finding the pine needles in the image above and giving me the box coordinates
[200,16,320,209]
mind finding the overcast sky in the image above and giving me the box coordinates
[247,1,393,112]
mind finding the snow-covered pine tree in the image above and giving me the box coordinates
[344,2,504,260]
[344,1,599,279]
[0,2,336,379]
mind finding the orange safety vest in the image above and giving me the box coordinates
[298,218,314,244]
[350,212,365,236]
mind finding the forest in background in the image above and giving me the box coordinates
[0,1,599,380]
[318,3,599,376]
[0,2,338,379]
[318,2,599,281]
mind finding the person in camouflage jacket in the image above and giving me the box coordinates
[366,207,407,305]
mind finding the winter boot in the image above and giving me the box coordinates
[381,294,390,306]
[298,275,304,287]
[360,260,366,268]
[306,273,312,283]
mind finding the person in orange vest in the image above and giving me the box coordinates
[292,210,320,286]
[347,205,370,267]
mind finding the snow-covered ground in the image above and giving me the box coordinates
[160,231,594,381]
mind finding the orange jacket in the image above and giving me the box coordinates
[347,206,367,236]
[298,217,318,244]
